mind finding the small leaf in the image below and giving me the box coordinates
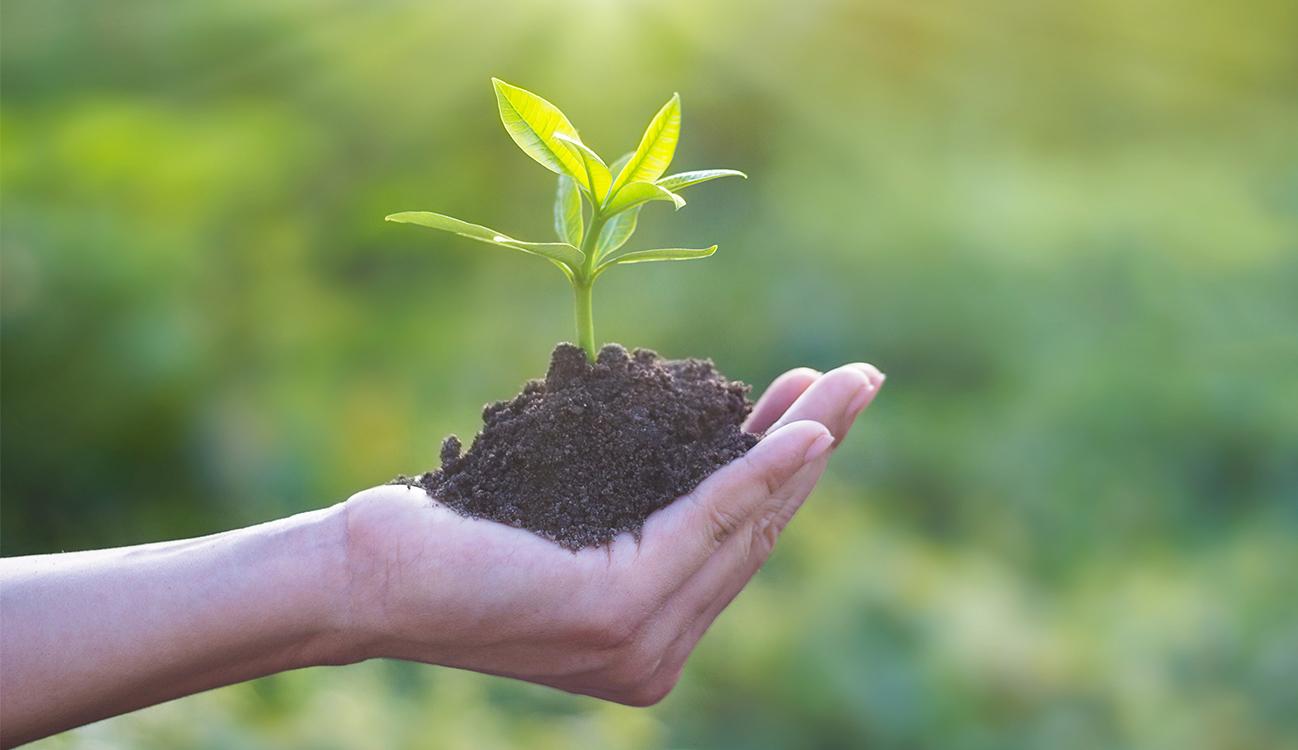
[610,94,681,195]
[603,181,686,216]
[657,169,747,192]
[554,175,583,246]
[596,245,717,275]
[492,78,586,182]
[386,211,583,268]
[594,206,641,260]
[553,133,612,202]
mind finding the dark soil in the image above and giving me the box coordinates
[394,343,760,550]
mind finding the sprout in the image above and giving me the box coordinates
[386,78,746,362]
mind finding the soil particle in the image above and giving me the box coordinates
[394,343,760,550]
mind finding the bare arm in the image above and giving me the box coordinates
[0,506,357,747]
[0,363,882,747]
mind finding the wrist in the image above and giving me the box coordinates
[323,501,387,666]
[332,489,413,664]
[254,502,371,669]
[333,486,467,666]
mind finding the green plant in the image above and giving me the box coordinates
[386,78,745,361]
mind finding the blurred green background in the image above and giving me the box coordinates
[3,0,1297,747]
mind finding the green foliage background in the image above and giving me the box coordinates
[3,0,1296,747]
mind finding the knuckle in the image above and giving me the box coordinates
[751,504,788,555]
[752,517,781,557]
[742,450,785,497]
[706,502,750,547]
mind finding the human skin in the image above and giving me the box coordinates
[0,364,883,747]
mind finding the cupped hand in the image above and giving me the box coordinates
[340,363,884,705]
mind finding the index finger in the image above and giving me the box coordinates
[744,368,821,433]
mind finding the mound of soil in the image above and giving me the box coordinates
[394,343,760,550]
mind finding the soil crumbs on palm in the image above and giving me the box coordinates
[394,343,759,550]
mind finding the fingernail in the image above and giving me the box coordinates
[846,384,875,418]
[804,431,835,463]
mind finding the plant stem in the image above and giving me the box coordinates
[573,280,595,360]
[573,211,607,362]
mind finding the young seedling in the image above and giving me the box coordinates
[386,78,745,362]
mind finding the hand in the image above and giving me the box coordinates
[340,363,885,705]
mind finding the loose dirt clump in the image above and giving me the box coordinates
[395,343,759,550]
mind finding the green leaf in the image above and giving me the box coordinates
[594,206,641,260]
[385,211,583,268]
[610,94,681,195]
[553,133,612,202]
[554,175,583,246]
[596,245,717,275]
[657,169,747,192]
[603,181,686,216]
[491,78,586,182]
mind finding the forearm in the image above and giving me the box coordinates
[0,505,355,747]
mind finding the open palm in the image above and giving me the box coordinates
[341,363,884,705]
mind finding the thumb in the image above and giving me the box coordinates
[640,420,834,580]
[700,420,835,545]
